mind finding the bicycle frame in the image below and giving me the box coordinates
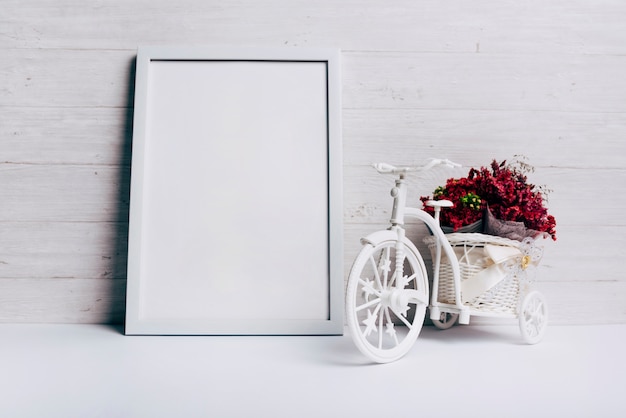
[346,160,548,362]
[387,173,470,324]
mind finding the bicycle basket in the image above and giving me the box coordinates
[424,233,535,315]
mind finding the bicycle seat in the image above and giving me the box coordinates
[425,200,454,208]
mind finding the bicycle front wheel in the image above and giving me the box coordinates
[346,237,429,363]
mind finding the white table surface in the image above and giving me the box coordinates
[1,323,624,418]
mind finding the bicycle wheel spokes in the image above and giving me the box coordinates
[380,246,393,288]
[355,297,381,313]
[393,308,414,329]
[362,304,381,337]
[360,303,411,350]
[384,307,400,346]
[368,248,389,290]
[358,277,381,300]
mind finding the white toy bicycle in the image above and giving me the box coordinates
[346,159,548,363]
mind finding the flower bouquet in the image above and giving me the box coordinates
[421,158,555,327]
[420,158,557,241]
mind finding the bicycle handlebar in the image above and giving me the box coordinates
[372,158,461,175]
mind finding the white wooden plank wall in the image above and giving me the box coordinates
[1,0,625,324]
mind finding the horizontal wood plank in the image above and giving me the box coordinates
[2,0,625,54]
[0,163,129,222]
[4,106,623,169]
[0,106,132,166]
[342,52,626,112]
[0,221,128,280]
[343,223,626,284]
[1,218,623,285]
[1,160,623,228]
[343,109,626,169]
[0,48,136,108]
[343,165,626,228]
[2,48,626,113]
[0,278,125,323]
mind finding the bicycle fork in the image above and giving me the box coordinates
[389,175,408,287]
[383,175,422,315]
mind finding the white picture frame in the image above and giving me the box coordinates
[125,46,342,335]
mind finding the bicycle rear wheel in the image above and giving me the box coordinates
[519,291,548,344]
[346,237,429,363]
[432,312,459,330]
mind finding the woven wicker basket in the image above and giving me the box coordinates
[424,233,523,316]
